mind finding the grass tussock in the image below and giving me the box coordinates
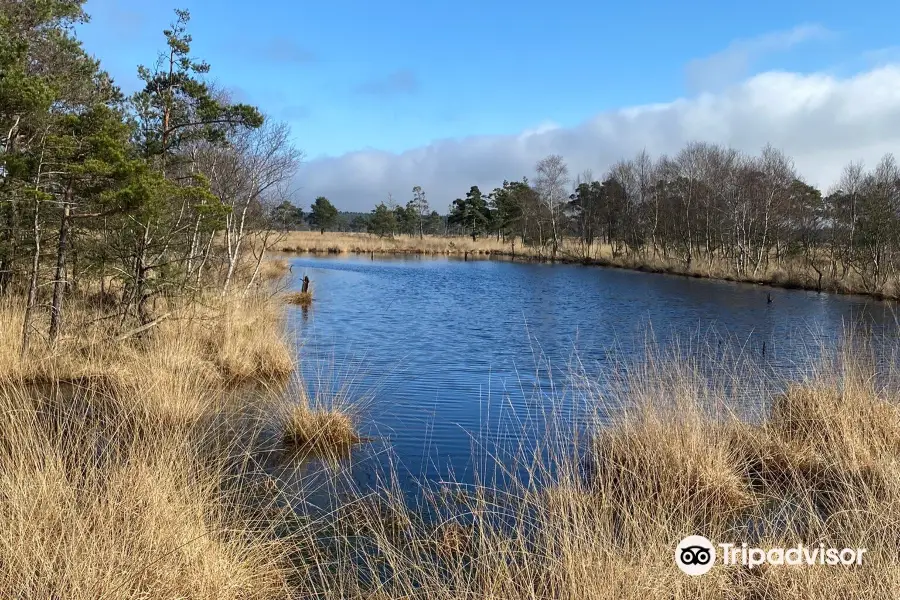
[281,402,359,457]
[284,290,313,308]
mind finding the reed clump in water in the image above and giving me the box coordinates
[280,393,360,457]
[284,290,313,307]
[283,407,358,455]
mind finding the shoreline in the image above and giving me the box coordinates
[279,244,899,304]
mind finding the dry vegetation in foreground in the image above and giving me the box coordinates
[4,275,900,597]
[278,230,897,299]
[0,284,361,598]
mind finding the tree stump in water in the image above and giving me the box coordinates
[301,276,310,293]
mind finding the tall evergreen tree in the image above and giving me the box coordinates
[449,185,490,241]
[124,8,263,322]
[368,201,396,237]
[308,196,338,233]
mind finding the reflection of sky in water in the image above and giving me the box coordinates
[280,254,900,498]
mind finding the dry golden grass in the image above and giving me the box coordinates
[0,349,296,596]
[281,402,359,456]
[258,257,291,280]
[278,230,544,257]
[0,281,359,598]
[593,250,891,298]
[0,388,292,598]
[0,288,294,388]
[284,290,313,307]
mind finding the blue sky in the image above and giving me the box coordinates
[78,0,900,210]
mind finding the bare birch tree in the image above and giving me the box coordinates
[217,120,301,294]
[535,154,569,257]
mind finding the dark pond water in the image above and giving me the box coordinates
[282,254,899,496]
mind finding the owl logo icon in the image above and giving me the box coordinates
[675,536,716,575]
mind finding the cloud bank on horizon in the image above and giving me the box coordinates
[295,63,900,213]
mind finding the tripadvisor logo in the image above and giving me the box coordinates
[675,535,716,576]
[675,536,867,576]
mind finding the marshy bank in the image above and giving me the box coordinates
[0,286,360,598]
[282,342,900,599]
[278,231,900,301]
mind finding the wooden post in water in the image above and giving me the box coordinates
[301,276,310,293]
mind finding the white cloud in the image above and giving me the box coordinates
[519,121,562,139]
[295,65,900,211]
[685,24,834,93]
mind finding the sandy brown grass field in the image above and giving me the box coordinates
[277,230,543,257]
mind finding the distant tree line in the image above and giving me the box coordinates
[292,144,900,294]
[0,4,302,350]
[273,187,446,237]
[490,146,900,295]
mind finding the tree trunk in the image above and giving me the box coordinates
[243,230,276,296]
[20,198,41,357]
[135,222,151,325]
[196,232,214,287]
[222,192,254,295]
[0,116,21,293]
[48,199,71,344]
[0,196,18,294]
[186,212,202,278]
